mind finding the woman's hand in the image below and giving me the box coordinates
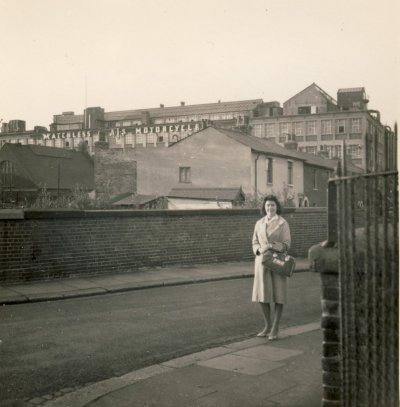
[257,244,272,255]
[270,242,285,252]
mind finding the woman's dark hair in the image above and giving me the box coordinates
[260,194,282,216]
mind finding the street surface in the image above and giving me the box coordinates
[0,273,321,402]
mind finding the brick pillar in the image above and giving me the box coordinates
[309,242,341,407]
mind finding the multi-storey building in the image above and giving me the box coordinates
[1,85,395,173]
[1,99,279,154]
[250,83,396,171]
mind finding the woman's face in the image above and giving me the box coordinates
[265,200,277,218]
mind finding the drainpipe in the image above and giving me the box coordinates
[254,153,260,200]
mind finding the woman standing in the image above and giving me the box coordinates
[252,195,291,340]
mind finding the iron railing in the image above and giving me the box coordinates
[335,170,398,407]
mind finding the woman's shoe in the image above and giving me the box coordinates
[268,333,278,341]
[256,328,270,337]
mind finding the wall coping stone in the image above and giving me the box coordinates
[19,207,325,220]
[0,209,24,220]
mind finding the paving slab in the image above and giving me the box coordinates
[222,336,267,351]
[197,353,285,375]
[161,347,232,369]
[58,279,100,289]
[10,282,73,294]
[232,344,303,362]
[181,390,278,407]
[90,372,215,407]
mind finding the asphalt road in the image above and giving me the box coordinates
[0,272,321,403]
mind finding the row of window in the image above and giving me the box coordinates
[153,113,246,125]
[297,144,362,159]
[0,138,89,148]
[109,114,248,128]
[254,118,361,138]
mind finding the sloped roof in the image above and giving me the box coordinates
[111,193,158,206]
[167,187,244,201]
[284,83,337,106]
[170,126,342,170]
[104,99,263,121]
[0,144,94,190]
[293,150,338,170]
[214,127,306,161]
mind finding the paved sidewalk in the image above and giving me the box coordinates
[0,258,310,305]
[41,322,322,407]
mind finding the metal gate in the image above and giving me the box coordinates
[332,129,399,406]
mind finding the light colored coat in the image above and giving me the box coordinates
[251,215,291,303]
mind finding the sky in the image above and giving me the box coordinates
[0,0,399,130]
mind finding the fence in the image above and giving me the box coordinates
[336,170,398,407]
[318,129,399,407]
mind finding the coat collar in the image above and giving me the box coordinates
[261,215,285,237]
[261,214,284,225]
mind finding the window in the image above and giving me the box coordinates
[306,121,316,135]
[351,118,361,133]
[326,145,343,158]
[313,169,318,190]
[254,124,263,138]
[287,161,293,185]
[336,119,346,134]
[347,144,361,158]
[179,167,191,183]
[294,122,303,136]
[136,134,144,145]
[305,146,317,155]
[0,160,14,187]
[266,158,273,184]
[322,120,332,135]
[280,122,290,136]
[266,123,275,137]
[298,106,311,114]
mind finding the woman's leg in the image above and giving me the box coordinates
[269,303,283,338]
[257,302,272,336]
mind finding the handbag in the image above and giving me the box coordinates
[262,250,296,278]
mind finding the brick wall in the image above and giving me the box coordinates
[94,143,137,197]
[303,164,331,207]
[0,208,327,283]
[309,243,341,407]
